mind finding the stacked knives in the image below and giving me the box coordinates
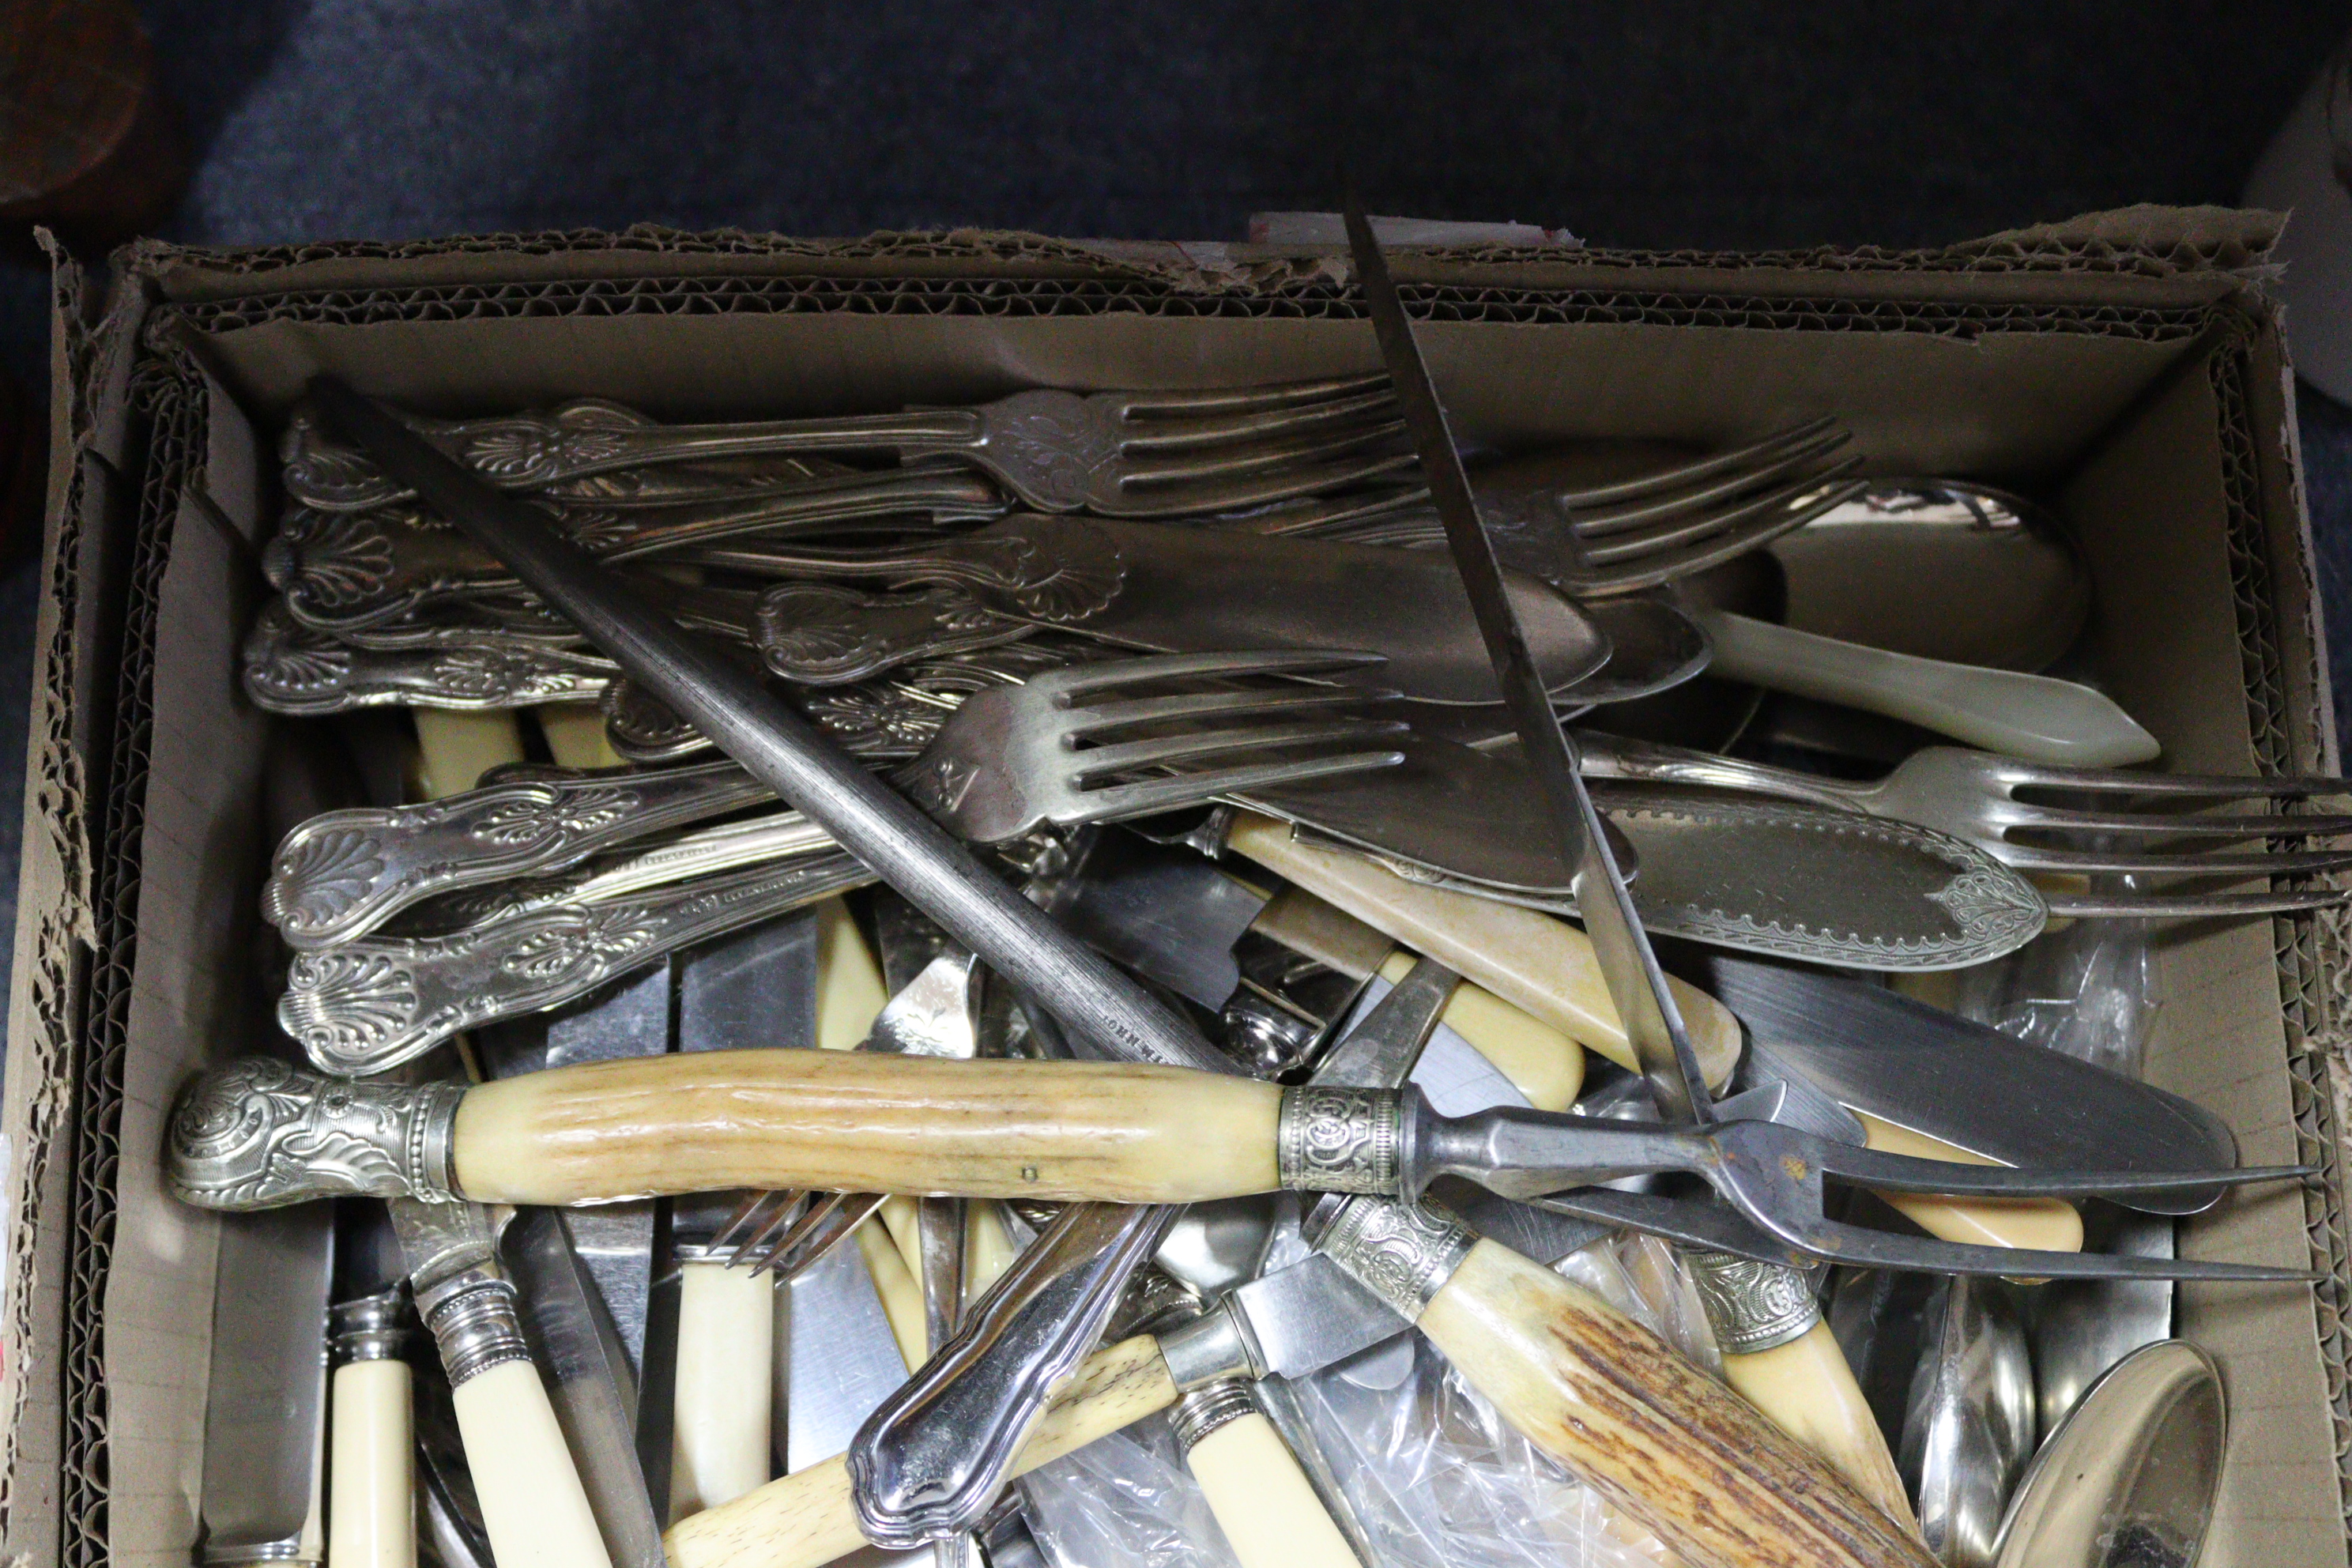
[174,210,2349,1568]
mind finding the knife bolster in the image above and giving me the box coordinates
[415,1265,533,1387]
[1276,1087,1403,1195]
[1683,1252,1820,1354]
[1307,1193,1477,1319]
[1156,1301,1261,1390]
[166,1057,462,1211]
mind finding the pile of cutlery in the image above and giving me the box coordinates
[179,213,2352,1568]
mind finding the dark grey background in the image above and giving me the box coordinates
[0,1,2346,952]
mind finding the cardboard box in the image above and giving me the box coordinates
[6,208,2347,1567]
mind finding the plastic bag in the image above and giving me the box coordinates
[1020,1413,1240,1568]
[1273,1226,1713,1568]
[1945,903,2162,1078]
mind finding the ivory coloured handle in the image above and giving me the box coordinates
[1857,1112,2082,1256]
[963,1200,1019,1305]
[452,1050,1281,1205]
[813,899,888,1050]
[451,1358,613,1568]
[1418,1240,1933,1568]
[663,1334,1178,1568]
[670,1261,777,1521]
[413,709,530,799]
[536,705,628,771]
[1184,1410,1361,1568]
[329,1359,416,1568]
[1721,1321,1919,1539]
[1378,951,1585,1110]
[1227,812,1740,1086]
[854,1218,927,1371]
[1698,610,2159,768]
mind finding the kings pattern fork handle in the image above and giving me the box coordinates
[290,379,1409,516]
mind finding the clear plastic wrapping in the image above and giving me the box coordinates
[1020,1414,1241,1568]
[1945,906,2161,1077]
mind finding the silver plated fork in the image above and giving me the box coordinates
[1577,732,2352,916]
[284,377,1415,517]
[1242,416,1867,593]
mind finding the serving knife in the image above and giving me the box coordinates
[326,1202,415,1568]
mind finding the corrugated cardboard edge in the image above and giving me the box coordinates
[122,205,2287,311]
[0,237,153,1567]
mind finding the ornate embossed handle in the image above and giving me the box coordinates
[285,398,986,510]
[242,602,617,715]
[264,470,1008,634]
[752,582,1031,687]
[262,759,773,949]
[278,850,874,1076]
[691,514,1125,624]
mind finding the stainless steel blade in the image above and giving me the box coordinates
[1340,196,1714,1124]
[1703,954,2235,1214]
[198,1203,334,1565]
[1046,842,1268,1010]
[786,1238,918,1471]
[506,1207,667,1568]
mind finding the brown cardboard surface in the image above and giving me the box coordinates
[12,212,2351,1566]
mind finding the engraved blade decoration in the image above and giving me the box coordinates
[1340,194,1713,1125]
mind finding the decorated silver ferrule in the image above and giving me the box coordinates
[329,1287,413,1365]
[1276,1086,1402,1195]
[1682,1251,1822,1354]
[1306,1193,1476,1321]
[1169,1381,1257,1455]
[415,1265,532,1386]
[166,1057,462,1212]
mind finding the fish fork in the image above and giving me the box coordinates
[1250,416,1868,593]
[1577,733,2352,916]
[285,377,1415,517]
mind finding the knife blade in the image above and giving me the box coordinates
[1703,954,2234,1213]
[505,1206,668,1568]
[199,1201,334,1566]
[669,910,822,1518]
[390,1194,613,1568]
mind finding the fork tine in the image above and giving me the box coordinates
[1038,647,1389,699]
[1785,1215,2320,1281]
[1069,684,1403,737]
[1090,748,1407,820]
[1564,477,1868,593]
[761,1193,889,1280]
[710,1188,792,1257]
[1996,842,2352,877]
[1979,760,2352,797]
[2045,886,2352,918]
[1993,807,2352,839]
[1551,417,1846,507]
[1110,373,1396,420]
[1566,428,1854,538]
[1113,390,1402,454]
[1579,459,1867,565]
[1118,417,1410,492]
[1129,450,1425,517]
[1808,1138,2314,1200]
[1073,718,1411,782]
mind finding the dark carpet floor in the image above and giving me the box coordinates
[0,2,2346,972]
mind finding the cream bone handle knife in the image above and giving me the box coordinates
[164,1051,2277,1282]
[665,1191,1936,1568]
